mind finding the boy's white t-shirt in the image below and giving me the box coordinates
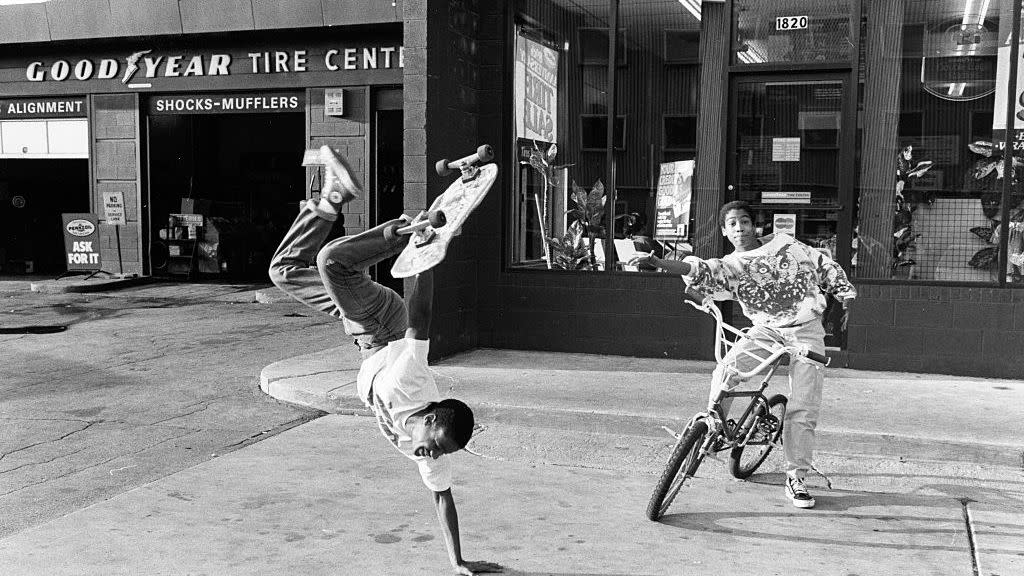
[356,338,453,492]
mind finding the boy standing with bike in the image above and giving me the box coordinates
[631,200,856,509]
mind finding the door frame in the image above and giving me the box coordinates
[725,71,857,270]
[369,86,404,293]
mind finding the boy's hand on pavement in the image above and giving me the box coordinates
[453,560,503,575]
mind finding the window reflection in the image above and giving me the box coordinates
[511,0,699,272]
[855,0,1017,283]
[732,0,853,65]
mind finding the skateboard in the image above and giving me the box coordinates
[389,144,497,278]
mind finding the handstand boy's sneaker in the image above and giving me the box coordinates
[785,476,816,509]
[319,145,363,208]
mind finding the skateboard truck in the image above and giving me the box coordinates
[395,210,447,246]
[435,144,494,183]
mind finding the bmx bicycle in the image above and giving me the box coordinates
[646,293,829,521]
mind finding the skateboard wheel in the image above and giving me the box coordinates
[428,210,447,228]
[476,144,494,163]
[435,158,452,177]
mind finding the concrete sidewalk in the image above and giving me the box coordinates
[261,347,1024,472]
[3,279,1022,574]
[1,416,1020,576]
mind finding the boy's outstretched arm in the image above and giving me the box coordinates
[434,489,503,575]
[627,252,691,275]
[405,269,433,340]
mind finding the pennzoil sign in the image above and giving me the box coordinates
[62,213,102,271]
[65,219,95,236]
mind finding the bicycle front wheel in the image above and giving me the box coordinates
[646,420,710,521]
[728,394,787,479]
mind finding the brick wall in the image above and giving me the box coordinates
[307,86,370,234]
[488,272,717,359]
[847,283,1024,378]
[408,0,504,359]
[91,93,142,276]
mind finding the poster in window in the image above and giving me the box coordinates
[654,160,694,240]
[993,16,1024,148]
[515,34,559,143]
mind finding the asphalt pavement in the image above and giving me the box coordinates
[1,276,1022,576]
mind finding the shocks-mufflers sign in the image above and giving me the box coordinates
[62,213,102,271]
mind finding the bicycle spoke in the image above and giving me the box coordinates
[660,474,688,516]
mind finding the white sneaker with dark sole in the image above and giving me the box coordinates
[785,476,816,509]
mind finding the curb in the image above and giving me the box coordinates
[29,276,153,294]
[258,364,1024,470]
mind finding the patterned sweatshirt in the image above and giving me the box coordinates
[682,234,857,328]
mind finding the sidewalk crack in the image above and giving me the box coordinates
[0,447,87,475]
[0,429,196,498]
[0,420,98,463]
[960,497,981,576]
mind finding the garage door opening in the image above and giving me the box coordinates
[0,158,89,275]
[146,112,305,280]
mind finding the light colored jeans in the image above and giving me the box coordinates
[708,320,826,480]
[269,200,409,356]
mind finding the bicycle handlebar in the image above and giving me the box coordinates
[805,349,829,364]
[684,293,830,374]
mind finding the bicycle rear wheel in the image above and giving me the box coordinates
[728,394,787,479]
[646,420,710,521]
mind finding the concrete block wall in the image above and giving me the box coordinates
[847,283,1024,378]
[307,86,370,234]
[408,0,504,359]
[91,93,142,276]
[488,271,717,360]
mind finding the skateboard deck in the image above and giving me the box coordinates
[391,163,498,278]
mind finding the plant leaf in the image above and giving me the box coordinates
[968,246,998,269]
[546,143,558,161]
[969,141,995,157]
[974,160,1000,180]
[970,226,994,242]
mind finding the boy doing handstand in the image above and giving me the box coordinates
[632,200,856,509]
[269,146,500,575]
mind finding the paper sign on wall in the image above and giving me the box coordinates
[324,89,344,117]
[773,213,796,236]
[772,137,800,161]
[102,190,126,225]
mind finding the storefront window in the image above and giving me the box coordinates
[855,0,1021,283]
[732,0,854,65]
[511,0,699,271]
[613,0,700,272]
[512,0,609,270]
